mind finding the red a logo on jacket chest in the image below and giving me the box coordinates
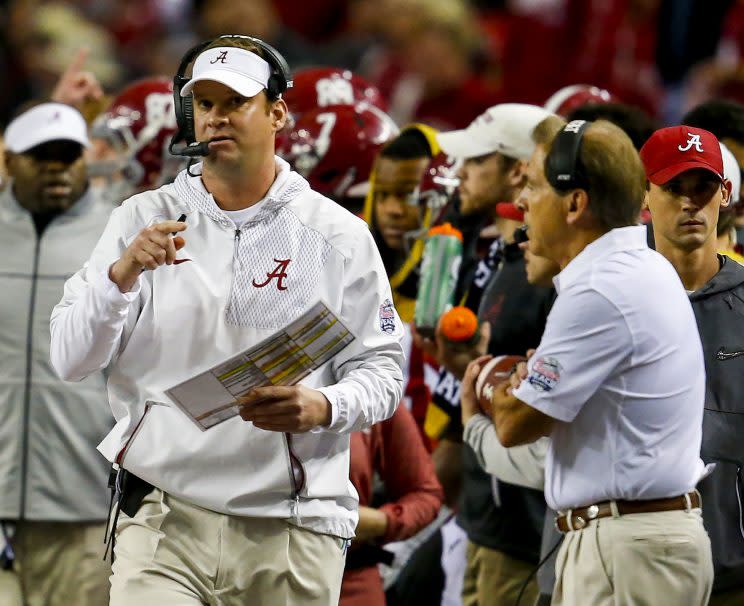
[252,259,291,290]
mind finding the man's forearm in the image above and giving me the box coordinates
[464,415,546,489]
[317,355,403,433]
[50,268,135,381]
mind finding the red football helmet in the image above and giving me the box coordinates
[277,68,389,154]
[278,103,399,204]
[543,84,617,117]
[418,152,459,215]
[283,67,388,119]
[90,77,185,202]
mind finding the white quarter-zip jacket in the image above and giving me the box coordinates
[50,158,405,538]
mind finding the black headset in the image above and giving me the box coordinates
[169,34,292,158]
[513,224,529,244]
[544,119,592,192]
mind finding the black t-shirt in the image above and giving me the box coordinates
[431,244,555,560]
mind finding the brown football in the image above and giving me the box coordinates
[474,355,525,417]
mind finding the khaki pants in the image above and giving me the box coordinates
[462,540,539,606]
[0,569,22,606]
[552,509,713,606]
[0,521,110,606]
[111,489,346,606]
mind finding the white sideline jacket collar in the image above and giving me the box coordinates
[173,157,310,227]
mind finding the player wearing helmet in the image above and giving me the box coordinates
[277,67,388,154]
[283,67,388,122]
[362,124,457,321]
[278,102,398,213]
[89,77,186,204]
[543,84,616,118]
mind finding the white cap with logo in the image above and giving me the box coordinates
[180,47,272,98]
[4,103,90,154]
[436,103,556,161]
[721,142,741,203]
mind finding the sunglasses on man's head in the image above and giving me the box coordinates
[24,141,84,164]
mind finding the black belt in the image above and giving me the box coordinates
[103,468,155,562]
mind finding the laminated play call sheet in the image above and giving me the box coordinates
[165,301,355,430]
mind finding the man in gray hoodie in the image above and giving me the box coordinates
[641,125,744,606]
[1,102,114,606]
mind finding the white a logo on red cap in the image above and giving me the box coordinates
[678,133,703,152]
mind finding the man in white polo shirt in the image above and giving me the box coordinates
[461,116,713,605]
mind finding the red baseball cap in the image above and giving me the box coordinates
[639,126,723,185]
[495,202,524,221]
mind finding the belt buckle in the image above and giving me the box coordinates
[555,509,588,532]
[555,504,600,532]
[554,515,563,532]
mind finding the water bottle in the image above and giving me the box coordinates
[414,223,463,337]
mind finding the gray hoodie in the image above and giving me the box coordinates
[690,255,744,592]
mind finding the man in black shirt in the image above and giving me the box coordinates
[416,104,556,606]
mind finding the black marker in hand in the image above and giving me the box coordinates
[172,214,191,265]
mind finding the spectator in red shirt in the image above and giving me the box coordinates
[342,405,444,606]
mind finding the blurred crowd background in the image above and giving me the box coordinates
[3,2,744,605]
[2,0,744,131]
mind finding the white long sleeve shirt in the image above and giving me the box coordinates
[463,415,547,491]
[50,158,405,538]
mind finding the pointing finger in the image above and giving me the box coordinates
[61,47,89,79]
[153,220,188,233]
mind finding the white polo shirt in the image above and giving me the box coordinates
[513,226,708,511]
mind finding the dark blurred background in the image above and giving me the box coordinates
[1,0,744,129]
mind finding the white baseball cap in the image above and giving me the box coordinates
[721,142,741,203]
[180,46,271,98]
[436,103,556,161]
[4,103,89,154]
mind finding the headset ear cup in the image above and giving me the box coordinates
[266,75,279,100]
[546,120,590,192]
[182,96,196,144]
[170,40,209,152]
[249,37,290,98]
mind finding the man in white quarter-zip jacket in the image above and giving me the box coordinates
[50,36,404,606]
[1,102,114,606]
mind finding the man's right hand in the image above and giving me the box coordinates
[109,220,187,293]
[50,48,106,121]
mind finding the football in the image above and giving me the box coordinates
[474,355,525,417]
